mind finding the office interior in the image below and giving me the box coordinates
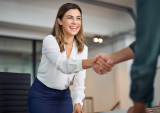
[0,0,160,112]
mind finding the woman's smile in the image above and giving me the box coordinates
[69,26,78,31]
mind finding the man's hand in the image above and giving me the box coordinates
[93,53,114,75]
[93,47,134,75]
[127,106,150,113]
[93,53,109,62]
[127,101,150,113]
[73,103,84,113]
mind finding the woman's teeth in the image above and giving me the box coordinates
[70,27,77,29]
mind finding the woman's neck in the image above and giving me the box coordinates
[64,35,74,45]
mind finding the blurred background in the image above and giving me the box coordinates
[0,0,159,112]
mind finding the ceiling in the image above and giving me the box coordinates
[0,0,135,43]
[0,0,135,9]
[98,0,134,7]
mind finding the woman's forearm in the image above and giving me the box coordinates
[82,58,95,69]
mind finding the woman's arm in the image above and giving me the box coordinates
[43,35,92,74]
[72,47,87,113]
[43,35,109,74]
[72,70,86,112]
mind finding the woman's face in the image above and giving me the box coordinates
[58,9,82,37]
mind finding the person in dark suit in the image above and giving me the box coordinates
[93,0,160,113]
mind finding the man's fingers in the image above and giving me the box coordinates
[93,66,102,75]
[98,58,112,67]
[93,64,112,75]
[93,53,102,63]
[96,58,113,71]
[96,65,103,75]
[93,67,98,74]
[99,64,112,73]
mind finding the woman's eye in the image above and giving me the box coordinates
[77,18,81,20]
[68,17,72,19]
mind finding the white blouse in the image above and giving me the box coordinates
[37,35,88,107]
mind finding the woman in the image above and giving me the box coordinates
[28,3,111,113]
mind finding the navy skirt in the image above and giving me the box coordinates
[28,78,73,113]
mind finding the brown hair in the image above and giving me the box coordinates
[50,3,86,53]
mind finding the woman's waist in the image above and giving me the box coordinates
[31,77,71,97]
[36,75,73,90]
[37,61,75,76]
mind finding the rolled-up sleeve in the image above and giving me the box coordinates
[129,41,136,53]
[72,46,88,107]
[43,35,83,74]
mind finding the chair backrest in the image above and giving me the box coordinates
[82,97,94,112]
[0,72,31,113]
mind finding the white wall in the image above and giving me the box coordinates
[84,35,135,111]
[113,38,131,110]
[85,43,116,112]
[0,0,135,39]
[153,57,160,106]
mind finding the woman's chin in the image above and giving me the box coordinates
[69,32,79,36]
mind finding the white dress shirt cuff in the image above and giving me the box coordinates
[73,98,83,108]
[78,60,83,71]
[72,86,85,108]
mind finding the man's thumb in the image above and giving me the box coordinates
[107,59,114,66]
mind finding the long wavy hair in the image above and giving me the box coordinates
[50,3,86,53]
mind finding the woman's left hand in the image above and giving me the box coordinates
[73,103,84,113]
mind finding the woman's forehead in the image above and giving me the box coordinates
[64,9,81,17]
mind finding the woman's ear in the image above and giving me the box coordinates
[57,18,62,25]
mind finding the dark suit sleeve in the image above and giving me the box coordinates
[129,41,136,53]
[130,0,160,102]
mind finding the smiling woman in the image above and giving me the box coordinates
[28,3,111,113]
[51,3,84,54]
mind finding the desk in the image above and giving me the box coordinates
[87,107,160,113]
[87,110,127,113]
[148,107,160,113]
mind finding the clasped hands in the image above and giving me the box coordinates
[92,53,114,75]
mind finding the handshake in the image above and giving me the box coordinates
[90,47,134,75]
[92,53,115,75]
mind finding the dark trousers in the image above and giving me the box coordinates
[28,78,73,113]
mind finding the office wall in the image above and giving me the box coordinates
[153,58,160,106]
[83,35,135,112]
[0,0,135,40]
[85,43,116,111]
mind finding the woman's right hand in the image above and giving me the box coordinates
[93,57,114,75]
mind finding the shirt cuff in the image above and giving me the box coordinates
[72,86,85,108]
[73,99,83,108]
[77,59,83,71]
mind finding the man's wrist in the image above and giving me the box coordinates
[108,53,116,65]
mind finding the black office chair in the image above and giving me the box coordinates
[0,72,31,113]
